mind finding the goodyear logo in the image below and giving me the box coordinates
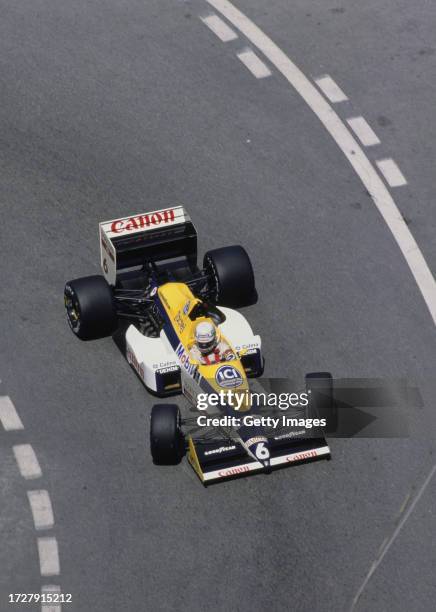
[215,365,243,389]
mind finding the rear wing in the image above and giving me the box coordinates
[99,206,197,285]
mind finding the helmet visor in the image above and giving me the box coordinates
[198,338,216,354]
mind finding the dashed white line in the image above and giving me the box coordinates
[0,395,24,431]
[314,74,348,103]
[237,48,271,79]
[201,13,238,42]
[347,116,381,147]
[206,0,436,326]
[351,464,436,609]
[2,397,62,603]
[37,537,60,577]
[28,490,55,530]
[13,444,42,479]
[376,158,408,187]
[41,585,62,612]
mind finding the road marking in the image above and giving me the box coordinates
[0,396,24,431]
[206,0,436,325]
[37,537,60,576]
[347,116,381,147]
[377,536,388,555]
[41,585,61,612]
[397,491,411,517]
[314,74,348,103]
[28,490,55,530]
[376,158,407,187]
[201,13,238,41]
[237,48,271,78]
[13,444,42,479]
[2,396,62,604]
[351,464,436,610]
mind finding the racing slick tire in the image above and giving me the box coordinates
[203,245,256,308]
[150,404,185,465]
[64,275,118,340]
[305,372,337,434]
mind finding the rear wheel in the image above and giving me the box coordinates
[305,372,337,434]
[203,245,256,307]
[150,404,184,465]
[64,275,117,340]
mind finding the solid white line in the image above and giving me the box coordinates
[314,74,348,103]
[376,158,408,187]
[237,48,271,79]
[206,0,436,325]
[27,490,54,530]
[347,116,381,147]
[396,491,411,517]
[41,585,62,612]
[201,14,238,42]
[13,444,42,479]
[351,464,436,610]
[37,537,60,576]
[0,396,24,431]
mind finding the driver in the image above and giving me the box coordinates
[190,321,235,365]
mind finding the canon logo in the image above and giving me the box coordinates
[110,209,176,234]
[218,465,250,477]
[286,450,317,462]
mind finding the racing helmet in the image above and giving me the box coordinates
[195,321,218,355]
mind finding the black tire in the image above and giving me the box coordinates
[150,404,184,465]
[305,372,337,434]
[64,275,118,340]
[203,245,256,308]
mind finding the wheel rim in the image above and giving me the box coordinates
[64,289,80,331]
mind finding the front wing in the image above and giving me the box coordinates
[187,433,330,483]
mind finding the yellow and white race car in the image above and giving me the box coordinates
[65,206,331,483]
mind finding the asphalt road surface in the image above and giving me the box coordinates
[0,0,435,611]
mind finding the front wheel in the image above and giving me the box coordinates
[150,404,185,465]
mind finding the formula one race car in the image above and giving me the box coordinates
[64,206,331,483]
